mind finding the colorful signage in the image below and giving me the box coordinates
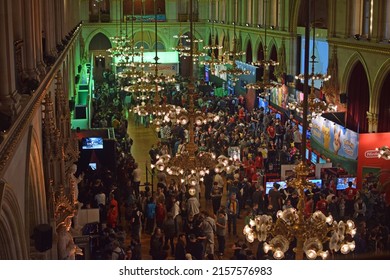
[269,84,288,109]
[310,116,358,175]
[311,116,358,160]
[357,133,390,187]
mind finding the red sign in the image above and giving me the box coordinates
[357,133,390,189]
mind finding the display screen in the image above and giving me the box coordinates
[265,181,287,194]
[309,179,322,188]
[319,157,327,164]
[275,113,281,120]
[311,152,318,164]
[81,137,103,150]
[88,162,97,170]
[299,124,311,140]
[337,177,357,190]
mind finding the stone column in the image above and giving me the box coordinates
[367,111,379,133]
[35,0,47,77]
[22,0,39,80]
[55,0,62,48]
[0,0,22,122]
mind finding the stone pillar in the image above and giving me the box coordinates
[0,0,22,122]
[55,0,62,48]
[367,111,379,133]
[22,0,39,80]
[35,0,47,77]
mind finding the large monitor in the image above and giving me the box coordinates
[81,137,103,150]
[336,177,357,190]
[265,181,287,194]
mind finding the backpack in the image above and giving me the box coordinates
[113,248,126,260]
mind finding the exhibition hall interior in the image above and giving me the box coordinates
[0,0,390,260]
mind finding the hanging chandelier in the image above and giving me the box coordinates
[220,1,250,86]
[245,0,278,93]
[288,0,335,119]
[151,0,238,183]
[200,2,223,73]
[243,162,356,260]
[244,0,356,260]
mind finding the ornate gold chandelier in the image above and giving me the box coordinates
[151,0,238,184]
[244,0,356,260]
[246,0,278,93]
[243,162,356,260]
[288,1,335,119]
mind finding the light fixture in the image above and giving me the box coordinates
[289,0,335,120]
[243,162,356,260]
[244,0,356,260]
[376,146,390,160]
[200,0,224,73]
[245,0,278,92]
[151,0,239,183]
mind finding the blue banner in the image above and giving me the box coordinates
[311,116,358,160]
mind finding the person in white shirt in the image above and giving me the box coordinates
[132,163,142,197]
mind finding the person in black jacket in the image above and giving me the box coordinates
[175,233,187,260]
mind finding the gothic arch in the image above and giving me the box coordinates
[25,126,48,242]
[372,58,390,112]
[0,181,28,259]
[344,55,370,133]
[340,52,371,94]
[84,29,112,51]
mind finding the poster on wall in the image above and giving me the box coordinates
[357,132,390,187]
[310,116,358,175]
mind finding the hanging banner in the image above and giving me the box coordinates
[310,116,358,175]
[311,116,358,159]
[269,84,288,109]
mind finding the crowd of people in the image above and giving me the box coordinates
[72,77,390,260]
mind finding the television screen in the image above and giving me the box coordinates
[311,152,318,164]
[299,124,311,140]
[81,137,103,150]
[337,177,357,190]
[88,162,97,170]
[309,179,322,188]
[319,157,327,164]
[265,181,287,194]
[275,113,281,120]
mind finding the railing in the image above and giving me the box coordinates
[0,23,82,177]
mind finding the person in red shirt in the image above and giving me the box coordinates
[107,193,119,229]
[266,123,276,142]
[315,194,328,215]
[304,194,314,218]
[238,106,245,121]
[344,181,357,217]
